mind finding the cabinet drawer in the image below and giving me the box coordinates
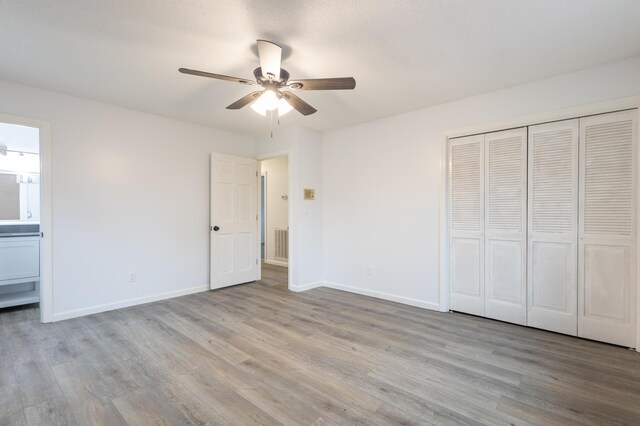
[0,237,40,282]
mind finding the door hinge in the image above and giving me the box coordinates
[256,214,258,221]
[256,259,258,264]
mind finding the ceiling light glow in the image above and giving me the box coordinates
[277,98,293,116]
[250,90,293,117]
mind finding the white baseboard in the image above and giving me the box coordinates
[288,281,324,292]
[265,259,288,267]
[321,281,441,311]
[52,285,209,322]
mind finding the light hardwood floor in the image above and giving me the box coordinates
[1,263,640,425]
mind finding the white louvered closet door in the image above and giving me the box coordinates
[527,120,579,335]
[484,129,527,325]
[449,134,485,316]
[578,110,637,347]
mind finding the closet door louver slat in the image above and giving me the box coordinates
[578,110,637,347]
[449,134,485,316]
[451,144,482,232]
[484,129,527,325]
[583,121,633,236]
[527,119,579,335]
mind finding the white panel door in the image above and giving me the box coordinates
[578,110,637,347]
[527,120,579,335]
[484,128,527,325]
[449,135,485,316]
[210,153,258,289]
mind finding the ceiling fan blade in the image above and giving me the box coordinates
[288,77,356,90]
[179,68,254,85]
[226,91,262,110]
[257,40,281,80]
[282,92,317,116]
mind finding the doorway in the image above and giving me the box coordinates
[208,152,290,291]
[0,113,51,323]
[259,155,289,288]
[0,122,42,313]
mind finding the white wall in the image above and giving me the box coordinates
[0,79,254,320]
[322,55,640,310]
[260,156,289,264]
[256,125,323,289]
[4,54,640,322]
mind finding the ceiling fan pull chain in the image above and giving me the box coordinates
[270,109,274,138]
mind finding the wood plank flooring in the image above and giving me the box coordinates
[1,263,640,425]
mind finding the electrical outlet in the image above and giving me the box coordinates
[366,266,372,276]
[129,272,137,283]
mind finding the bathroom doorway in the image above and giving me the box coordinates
[0,122,41,311]
[259,155,289,288]
[260,156,289,267]
[0,114,51,322]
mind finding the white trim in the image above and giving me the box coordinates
[438,133,449,312]
[289,281,323,292]
[637,107,640,351]
[439,95,640,350]
[261,171,267,267]
[323,281,441,311]
[52,284,208,322]
[256,150,293,289]
[443,96,640,139]
[0,112,53,323]
[256,149,291,162]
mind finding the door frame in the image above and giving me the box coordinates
[439,95,640,350]
[257,150,292,288]
[260,171,267,264]
[0,112,53,323]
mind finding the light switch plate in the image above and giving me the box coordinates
[304,189,315,200]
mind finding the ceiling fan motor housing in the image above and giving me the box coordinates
[254,68,290,88]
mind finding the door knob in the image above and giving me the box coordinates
[213,226,220,231]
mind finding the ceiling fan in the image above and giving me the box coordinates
[179,40,356,117]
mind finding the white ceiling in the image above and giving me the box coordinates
[1,0,640,136]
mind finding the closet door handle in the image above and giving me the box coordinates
[213,226,220,231]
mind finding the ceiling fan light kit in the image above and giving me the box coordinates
[179,39,356,126]
[250,92,293,117]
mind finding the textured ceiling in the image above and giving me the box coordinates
[1,1,640,135]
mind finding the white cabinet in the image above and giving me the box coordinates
[448,109,638,347]
[0,236,40,308]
